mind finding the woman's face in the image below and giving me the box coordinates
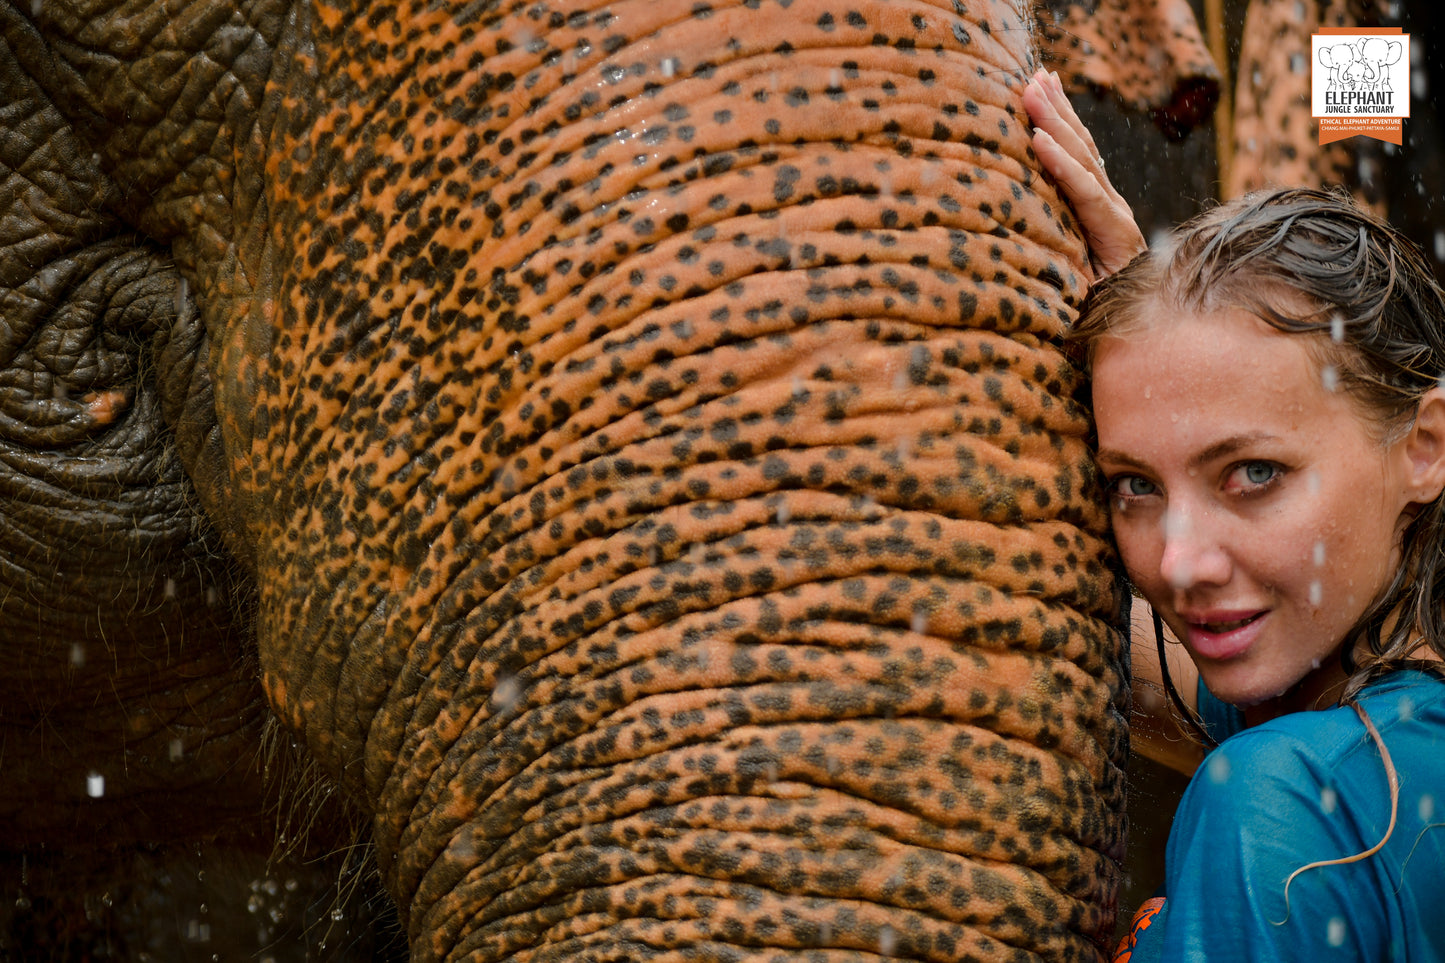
[1092,304,1416,713]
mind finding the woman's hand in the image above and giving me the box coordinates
[1023,69,1146,283]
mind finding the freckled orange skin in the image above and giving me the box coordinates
[5,0,1129,959]
[1037,0,1220,136]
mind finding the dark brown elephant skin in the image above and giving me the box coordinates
[1,0,1130,960]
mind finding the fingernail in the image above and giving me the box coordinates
[1050,69,1062,91]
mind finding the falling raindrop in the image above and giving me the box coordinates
[170,738,184,761]
[1419,793,1434,821]
[491,675,521,711]
[1312,541,1326,566]
[1330,314,1346,342]
[1320,365,1338,391]
[1289,53,1306,75]
[879,924,898,956]
[1326,916,1347,948]
[1309,581,1323,606]
[1319,786,1338,814]
[30,0,39,14]
[661,57,680,78]
[164,577,177,599]
[1306,470,1321,495]
[87,772,105,798]
[70,643,85,667]
[776,500,791,525]
[1205,753,1231,785]
[911,607,928,634]
[1434,231,1445,265]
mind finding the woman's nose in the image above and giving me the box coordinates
[1158,507,1231,590]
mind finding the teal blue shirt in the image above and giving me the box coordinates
[1118,671,1445,961]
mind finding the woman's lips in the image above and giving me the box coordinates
[1182,610,1267,661]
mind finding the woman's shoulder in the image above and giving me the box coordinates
[1223,669,1445,765]
[1179,671,1445,841]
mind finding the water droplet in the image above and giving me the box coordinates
[601,64,624,85]
[1313,541,1326,566]
[1206,753,1231,784]
[70,643,86,667]
[247,895,263,914]
[14,895,31,911]
[164,577,177,599]
[1326,916,1347,947]
[169,738,184,761]
[1418,793,1434,821]
[331,907,345,922]
[661,57,680,77]
[1309,580,1323,606]
[1320,786,1338,814]
[491,675,521,711]
[186,919,211,943]
[87,772,105,798]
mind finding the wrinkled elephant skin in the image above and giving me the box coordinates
[2,1,1127,960]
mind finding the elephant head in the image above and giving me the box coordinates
[1353,36,1403,86]
[2,0,1127,959]
[1319,41,1360,88]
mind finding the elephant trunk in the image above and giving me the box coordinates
[228,1,1127,959]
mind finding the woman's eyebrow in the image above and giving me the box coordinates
[1095,432,1279,472]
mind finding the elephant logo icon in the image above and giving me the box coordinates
[1318,42,1359,91]
[1312,30,1410,131]
[1350,36,1404,93]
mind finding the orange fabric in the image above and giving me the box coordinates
[1112,896,1167,962]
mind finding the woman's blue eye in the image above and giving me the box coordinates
[1243,462,1277,485]
[1113,476,1158,498]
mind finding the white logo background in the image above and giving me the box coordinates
[1312,34,1411,118]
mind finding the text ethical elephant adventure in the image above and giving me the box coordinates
[1,0,1140,960]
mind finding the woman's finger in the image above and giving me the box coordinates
[1024,72,1146,279]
